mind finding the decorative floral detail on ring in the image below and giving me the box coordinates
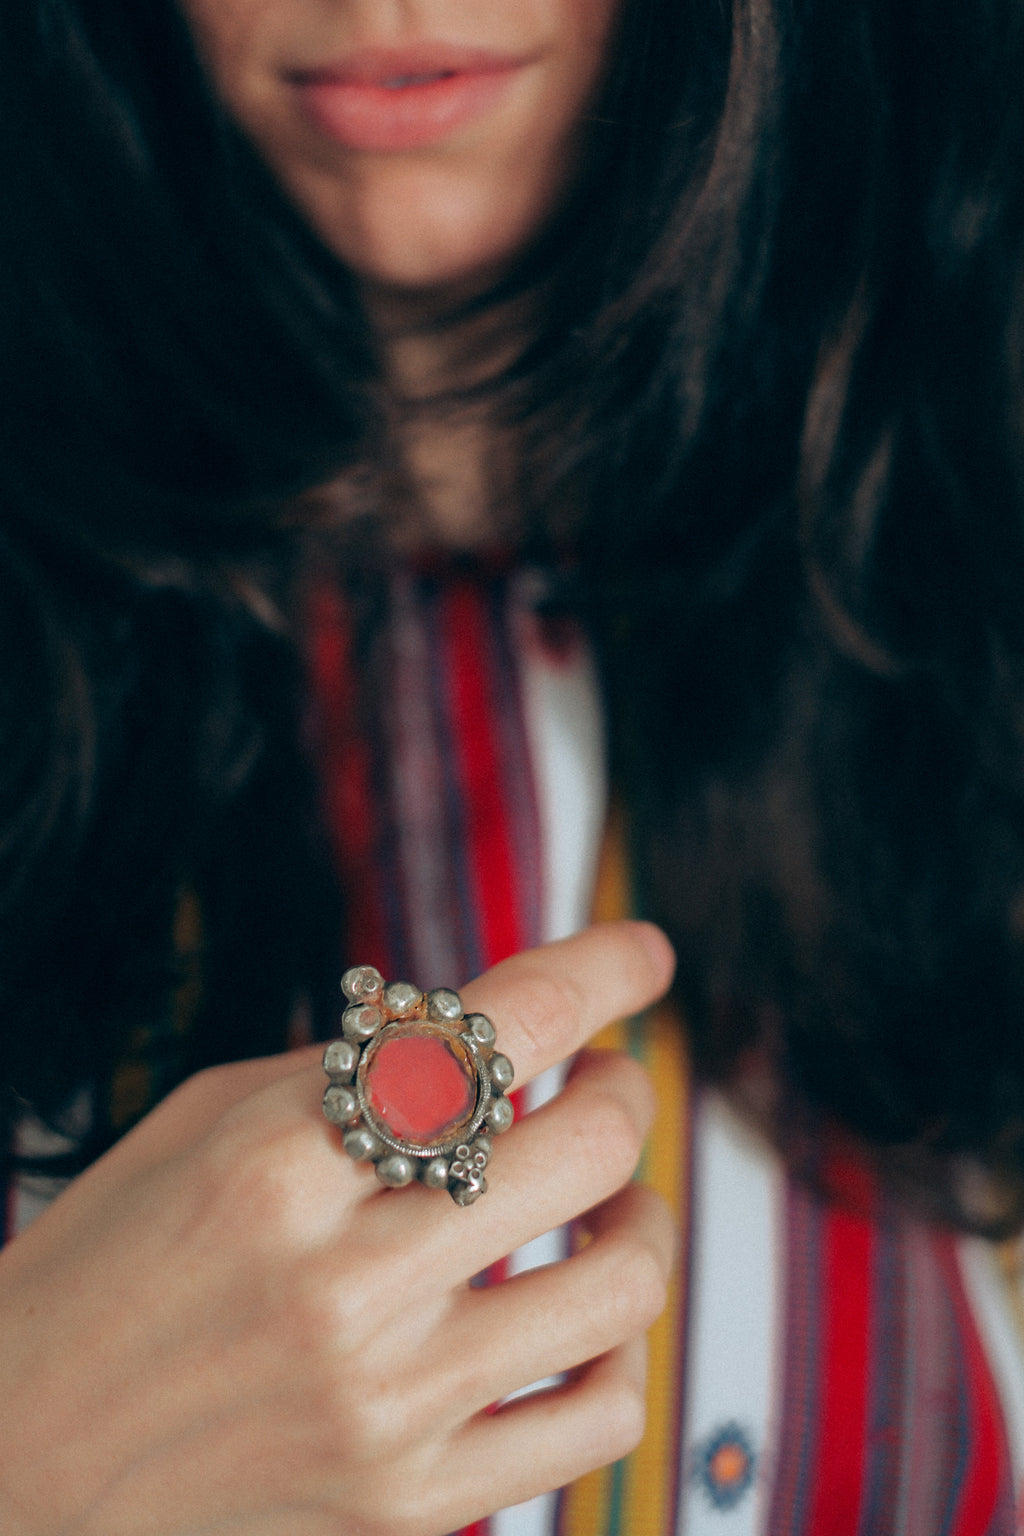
[690,1421,757,1511]
[449,1142,490,1205]
[322,967,514,1205]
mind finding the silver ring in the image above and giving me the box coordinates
[322,966,515,1206]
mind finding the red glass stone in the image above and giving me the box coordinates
[363,1027,477,1147]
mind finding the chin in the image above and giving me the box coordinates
[291,161,557,303]
[338,240,519,302]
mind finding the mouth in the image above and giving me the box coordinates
[377,72,457,89]
[291,44,531,152]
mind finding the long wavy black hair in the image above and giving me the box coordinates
[2,0,1024,1230]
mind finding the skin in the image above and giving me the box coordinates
[178,0,623,545]
[180,0,622,298]
[0,923,676,1535]
[0,11,677,1531]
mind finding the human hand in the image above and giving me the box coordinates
[0,921,676,1536]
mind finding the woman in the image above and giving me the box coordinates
[2,0,1024,1530]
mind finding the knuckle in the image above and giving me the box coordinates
[160,1063,216,1111]
[586,1089,646,1184]
[617,1053,657,1122]
[171,1059,235,1102]
[147,1062,230,1137]
[294,1325,423,1463]
[570,1052,655,1144]
[291,1267,384,1363]
[226,1135,300,1222]
[174,1134,235,1233]
[599,1381,648,1461]
[305,1372,371,1457]
[500,965,588,1057]
[609,1242,669,1333]
[195,1118,319,1246]
[368,1475,442,1536]
[323,1271,381,1341]
[286,1270,350,1358]
[329,1379,412,1464]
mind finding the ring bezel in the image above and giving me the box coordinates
[322,966,514,1204]
[354,1020,493,1160]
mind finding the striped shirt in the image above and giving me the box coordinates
[310,565,1024,1536]
[6,563,1024,1534]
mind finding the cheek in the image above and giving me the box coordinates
[179,0,245,65]
[180,0,290,111]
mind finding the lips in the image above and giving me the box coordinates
[292,44,529,152]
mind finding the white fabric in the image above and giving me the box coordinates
[676,1094,783,1534]
[9,1091,90,1236]
[493,584,608,1536]
[960,1238,1024,1516]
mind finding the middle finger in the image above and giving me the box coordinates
[346,1048,657,1292]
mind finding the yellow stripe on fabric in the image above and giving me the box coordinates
[109,889,203,1131]
[997,1239,1024,1356]
[624,1000,689,1536]
[559,814,691,1536]
[589,803,634,931]
[109,1032,155,1132]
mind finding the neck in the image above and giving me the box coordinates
[360,283,534,555]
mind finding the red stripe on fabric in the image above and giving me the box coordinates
[803,1187,874,1536]
[938,1235,1010,1536]
[308,583,389,970]
[314,575,540,1536]
[442,582,523,968]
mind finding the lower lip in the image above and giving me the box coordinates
[296,67,521,152]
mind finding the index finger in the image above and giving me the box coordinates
[109,922,673,1175]
[458,920,675,1088]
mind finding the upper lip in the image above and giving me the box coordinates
[290,42,535,86]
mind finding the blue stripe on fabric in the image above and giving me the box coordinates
[488,580,543,952]
[936,1245,975,1536]
[767,1182,826,1536]
[858,1207,907,1534]
[425,576,487,981]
